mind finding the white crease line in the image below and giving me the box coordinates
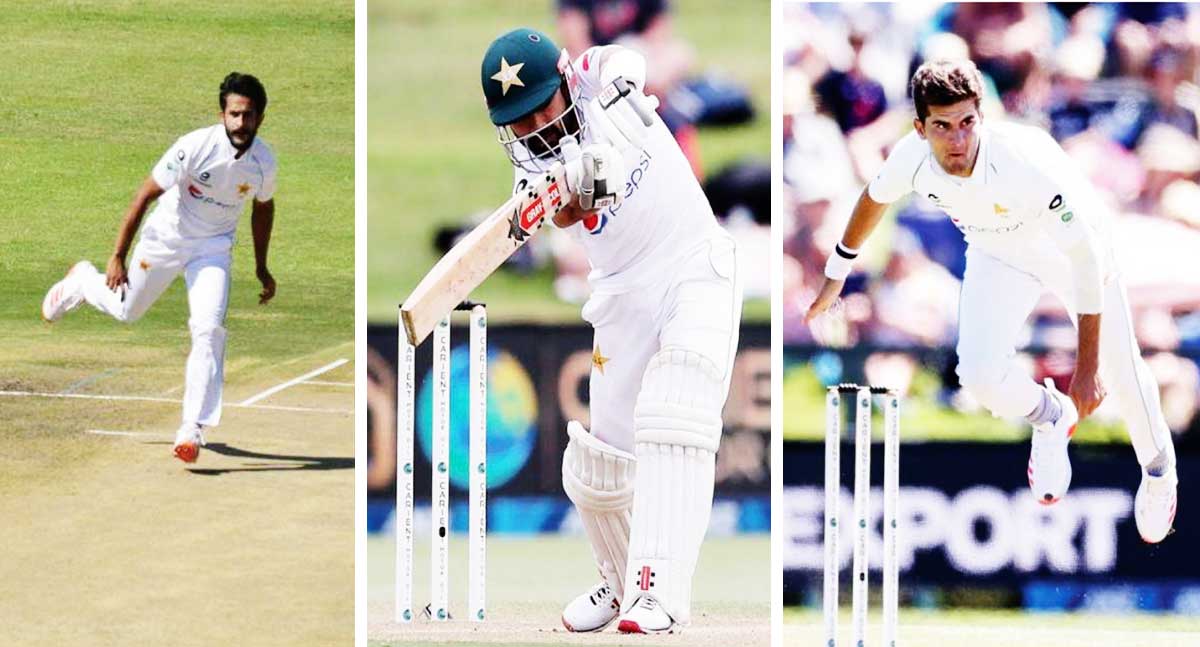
[0,390,350,415]
[302,380,354,387]
[237,358,349,406]
[85,429,170,439]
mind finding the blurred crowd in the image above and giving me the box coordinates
[784,2,1200,437]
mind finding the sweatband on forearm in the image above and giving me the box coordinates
[824,242,859,281]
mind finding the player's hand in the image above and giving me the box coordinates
[257,266,276,305]
[587,77,659,151]
[553,198,596,228]
[577,143,625,211]
[105,255,128,293]
[805,277,846,324]
[1069,367,1106,419]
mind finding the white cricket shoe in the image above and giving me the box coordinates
[41,261,92,322]
[561,581,620,632]
[1135,467,1178,543]
[1028,378,1078,505]
[617,595,676,634]
[173,423,206,463]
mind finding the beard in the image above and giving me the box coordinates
[225,126,256,151]
[523,104,581,159]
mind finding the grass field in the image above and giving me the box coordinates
[784,607,1200,646]
[368,534,770,646]
[0,2,353,645]
[782,361,1138,443]
[367,0,770,323]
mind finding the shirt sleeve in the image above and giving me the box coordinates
[867,130,926,204]
[1025,128,1106,312]
[1026,129,1094,251]
[150,136,192,191]
[256,153,278,202]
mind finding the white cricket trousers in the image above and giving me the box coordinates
[79,227,232,427]
[955,246,1172,465]
[582,234,743,453]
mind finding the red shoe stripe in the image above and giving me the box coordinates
[1067,424,1077,438]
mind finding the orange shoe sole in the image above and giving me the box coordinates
[174,442,200,463]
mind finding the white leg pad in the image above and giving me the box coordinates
[562,420,636,597]
[623,348,725,625]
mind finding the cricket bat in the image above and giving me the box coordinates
[400,162,572,346]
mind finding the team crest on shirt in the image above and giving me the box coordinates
[237,182,251,197]
[591,345,610,374]
[993,203,1010,217]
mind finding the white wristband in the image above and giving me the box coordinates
[824,243,859,281]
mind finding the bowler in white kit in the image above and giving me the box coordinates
[42,72,278,464]
[806,59,1178,544]
[481,28,742,633]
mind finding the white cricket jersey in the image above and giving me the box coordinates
[514,46,724,294]
[144,124,277,242]
[868,121,1111,279]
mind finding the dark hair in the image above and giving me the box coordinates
[219,72,268,113]
[910,59,983,122]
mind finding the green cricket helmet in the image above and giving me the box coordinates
[481,27,586,172]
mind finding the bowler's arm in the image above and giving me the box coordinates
[252,198,276,304]
[106,176,165,290]
[1059,226,1106,418]
[804,187,890,323]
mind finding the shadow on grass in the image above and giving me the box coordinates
[177,442,353,475]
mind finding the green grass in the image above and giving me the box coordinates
[367,0,769,323]
[782,362,1133,443]
[0,0,353,391]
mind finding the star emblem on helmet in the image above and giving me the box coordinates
[491,57,525,96]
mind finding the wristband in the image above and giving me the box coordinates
[824,243,859,281]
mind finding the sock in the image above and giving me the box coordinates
[1145,447,1171,477]
[1026,386,1062,427]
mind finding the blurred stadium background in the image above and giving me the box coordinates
[782,0,1200,632]
[366,1,769,637]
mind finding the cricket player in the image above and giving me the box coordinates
[481,28,742,632]
[806,59,1178,543]
[41,72,278,465]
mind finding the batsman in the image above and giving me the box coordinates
[481,28,742,633]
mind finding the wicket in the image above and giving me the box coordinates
[396,301,488,623]
[824,384,900,646]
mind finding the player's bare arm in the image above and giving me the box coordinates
[804,187,889,323]
[252,198,275,304]
[1046,178,1109,420]
[107,176,165,291]
[553,194,602,228]
[1071,313,1105,419]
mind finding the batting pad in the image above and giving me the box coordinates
[562,420,636,596]
[624,348,725,624]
